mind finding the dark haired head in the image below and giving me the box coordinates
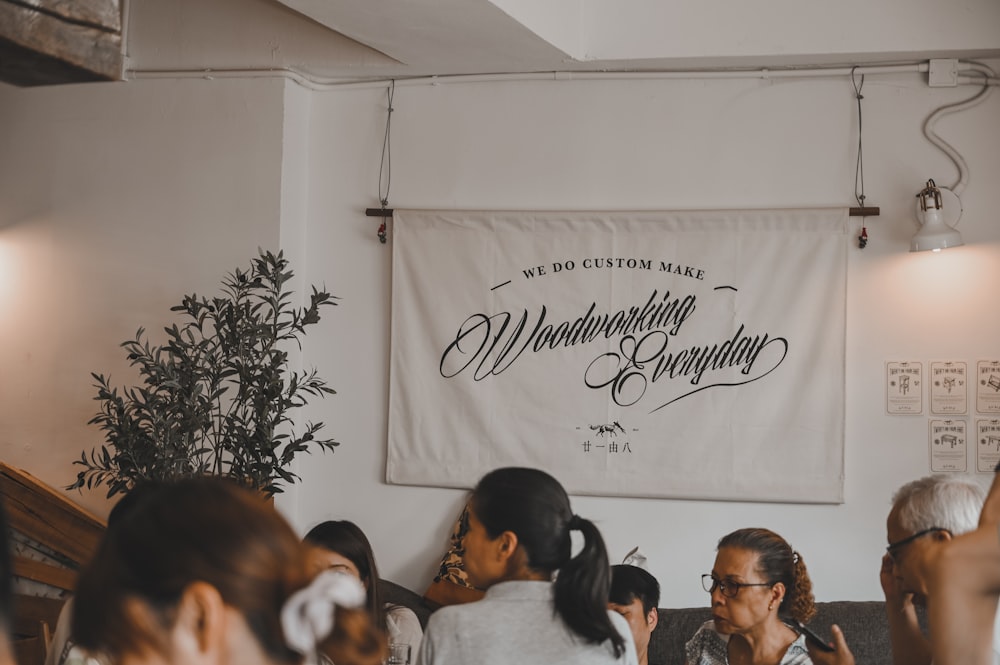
[717,527,816,623]
[72,477,384,665]
[304,520,384,631]
[610,565,660,615]
[472,467,574,573]
[470,467,625,656]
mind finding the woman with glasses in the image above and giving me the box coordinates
[685,528,816,665]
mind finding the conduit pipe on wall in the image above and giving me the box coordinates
[125,60,999,92]
[924,63,996,197]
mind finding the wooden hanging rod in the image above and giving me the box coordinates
[849,206,880,217]
[368,206,880,218]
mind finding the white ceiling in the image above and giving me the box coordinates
[126,0,1000,80]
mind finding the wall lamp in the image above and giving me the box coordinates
[910,60,997,253]
[911,179,962,252]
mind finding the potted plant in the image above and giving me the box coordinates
[69,249,339,498]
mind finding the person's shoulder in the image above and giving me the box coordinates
[685,621,725,660]
[385,603,423,639]
[688,620,719,641]
[425,598,483,630]
[385,603,418,621]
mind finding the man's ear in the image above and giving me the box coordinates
[934,529,953,543]
[173,581,227,660]
[647,607,659,631]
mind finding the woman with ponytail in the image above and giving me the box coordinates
[686,528,817,665]
[71,477,386,665]
[417,466,637,665]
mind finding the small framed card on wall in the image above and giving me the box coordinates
[977,361,1000,413]
[976,419,1000,473]
[930,361,967,415]
[929,419,967,473]
[887,361,922,415]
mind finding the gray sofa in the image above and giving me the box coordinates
[380,580,895,665]
[649,601,892,665]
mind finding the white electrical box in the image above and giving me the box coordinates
[928,59,959,87]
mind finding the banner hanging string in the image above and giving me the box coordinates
[377,80,395,243]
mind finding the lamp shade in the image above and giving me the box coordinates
[911,180,964,252]
[911,207,964,252]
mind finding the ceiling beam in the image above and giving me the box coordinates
[0,0,122,87]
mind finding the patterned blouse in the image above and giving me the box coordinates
[684,620,812,665]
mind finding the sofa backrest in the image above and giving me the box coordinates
[379,581,895,665]
[650,601,892,665]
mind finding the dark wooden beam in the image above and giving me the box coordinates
[849,206,880,217]
[0,463,106,567]
[12,594,63,642]
[12,556,78,591]
[0,0,122,87]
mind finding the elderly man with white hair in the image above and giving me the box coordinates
[808,474,993,665]
[911,468,1000,665]
[880,474,992,665]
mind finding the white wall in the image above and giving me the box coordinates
[289,66,1000,608]
[0,77,286,516]
[2,63,999,609]
[581,0,1000,62]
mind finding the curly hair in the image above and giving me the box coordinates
[718,527,816,623]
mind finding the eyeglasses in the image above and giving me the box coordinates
[885,527,951,561]
[702,574,773,598]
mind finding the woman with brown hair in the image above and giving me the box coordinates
[304,520,423,654]
[71,477,385,665]
[686,528,817,665]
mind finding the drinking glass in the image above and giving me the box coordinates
[387,642,411,665]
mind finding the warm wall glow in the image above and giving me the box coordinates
[896,244,991,296]
[870,243,1000,343]
[0,235,17,315]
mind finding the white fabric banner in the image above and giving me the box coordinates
[387,209,848,502]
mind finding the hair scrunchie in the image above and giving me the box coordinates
[792,551,800,564]
[280,570,367,655]
[568,514,584,530]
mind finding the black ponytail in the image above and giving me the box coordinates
[553,515,625,657]
[472,467,625,656]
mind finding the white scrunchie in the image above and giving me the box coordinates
[281,570,367,655]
